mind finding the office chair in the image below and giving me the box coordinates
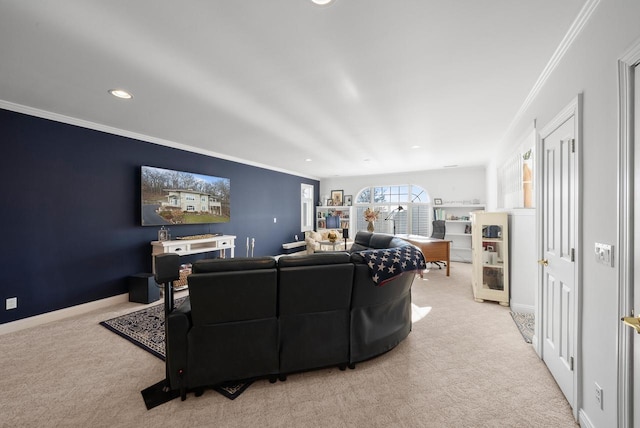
[430,220,447,269]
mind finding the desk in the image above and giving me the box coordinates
[397,234,451,277]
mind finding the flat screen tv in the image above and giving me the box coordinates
[141,165,230,226]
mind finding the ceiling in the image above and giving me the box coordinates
[0,0,586,179]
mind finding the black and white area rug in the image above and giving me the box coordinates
[100,298,187,360]
[100,297,252,402]
[510,311,534,343]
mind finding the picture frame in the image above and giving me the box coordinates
[326,199,333,206]
[344,195,353,206]
[434,198,443,205]
[330,190,344,206]
[158,228,169,241]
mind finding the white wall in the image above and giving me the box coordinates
[485,160,499,211]
[508,209,536,313]
[498,1,640,426]
[320,166,486,206]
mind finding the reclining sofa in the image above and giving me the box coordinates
[164,232,422,400]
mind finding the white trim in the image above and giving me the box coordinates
[534,126,543,359]
[616,35,640,428]
[509,302,534,314]
[500,0,600,144]
[578,409,596,428]
[536,94,582,421]
[0,293,129,336]
[0,100,320,181]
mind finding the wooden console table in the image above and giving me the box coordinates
[151,234,236,272]
[397,234,451,276]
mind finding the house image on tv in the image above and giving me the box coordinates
[161,189,222,215]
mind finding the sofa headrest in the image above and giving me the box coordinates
[278,252,351,268]
[353,231,373,247]
[192,256,276,273]
[368,233,395,249]
[367,233,408,249]
[349,232,411,261]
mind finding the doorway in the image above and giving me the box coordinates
[617,39,640,428]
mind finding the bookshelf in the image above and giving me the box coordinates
[433,203,485,262]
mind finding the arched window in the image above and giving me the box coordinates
[355,185,432,235]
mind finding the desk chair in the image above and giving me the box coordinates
[430,220,447,269]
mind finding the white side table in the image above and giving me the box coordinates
[318,240,350,251]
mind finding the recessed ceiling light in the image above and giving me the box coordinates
[411,145,421,149]
[311,0,333,5]
[444,164,459,168]
[108,89,133,99]
[305,158,312,162]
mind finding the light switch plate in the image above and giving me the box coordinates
[6,297,17,310]
[594,243,614,267]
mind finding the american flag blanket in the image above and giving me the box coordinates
[358,245,426,286]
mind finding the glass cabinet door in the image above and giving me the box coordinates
[481,224,504,291]
[472,212,509,306]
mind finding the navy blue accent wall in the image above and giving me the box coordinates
[0,109,318,324]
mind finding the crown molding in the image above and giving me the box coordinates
[501,0,600,144]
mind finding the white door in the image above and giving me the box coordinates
[539,104,579,411]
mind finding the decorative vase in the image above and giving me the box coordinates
[367,221,375,232]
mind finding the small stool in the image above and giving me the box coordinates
[128,273,160,304]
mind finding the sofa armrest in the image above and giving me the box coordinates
[305,237,319,254]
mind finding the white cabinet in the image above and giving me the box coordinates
[151,234,236,258]
[316,206,354,238]
[434,204,484,262]
[151,234,236,272]
[471,211,509,306]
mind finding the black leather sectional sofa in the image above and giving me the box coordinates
[165,232,420,400]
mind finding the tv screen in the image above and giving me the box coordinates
[141,165,230,226]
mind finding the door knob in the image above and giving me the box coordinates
[621,316,640,334]
[537,259,549,266]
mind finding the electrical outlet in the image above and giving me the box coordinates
[594,243,614,267]
[6,297,17,310]
[595,383,603,410]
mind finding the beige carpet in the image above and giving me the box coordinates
[0,262,577,427]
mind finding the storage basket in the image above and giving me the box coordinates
[173,264,192,290]
[483,267,503,290]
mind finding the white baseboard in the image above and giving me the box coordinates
[578,408,594,428]
[0,293,129,336]
[509,302,534,314]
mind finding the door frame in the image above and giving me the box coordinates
[617,37,640,428]
[535,94,582,420]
